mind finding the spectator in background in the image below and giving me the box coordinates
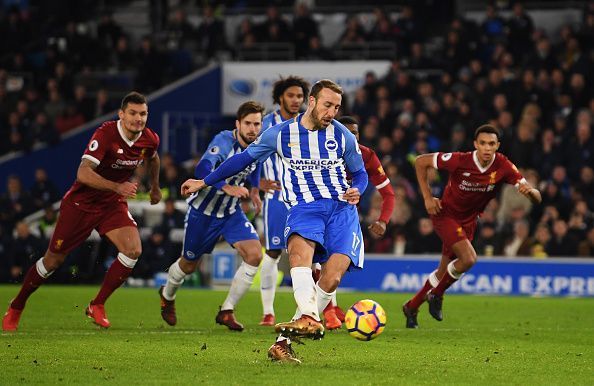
[134,226,174,280]
[507,2,534,62]
[338,15,366,46]
[8,222,44,282]
[293,3,319,59]
[0,224,13,282]
[0,175,34,229]
[530,223,550,258]
[257,5,291,43]
[73,85,95,121]
[136,36,164,92]
[196,5,226,59]
[405,217,442,254]
[578,228,594,257]
[160,198,185,231]
[546,219,577,256]
[55,104,85,134]
[94,89,116,118]
[31,112,60,146]
[30,168,60,210]
[37,205,58,241]
[503,219,532,257]
[474,222,502,257]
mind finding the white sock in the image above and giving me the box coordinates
[291,307,302,321]
[447,260,463,279]
[330,291,337,307]
[316,283,334,316]
[428,269,439,287]
[260,253,279,315]
[221,262,258,311]
[36,257,54,278]
[163,259,186,301]
[276,335,290,344]
[291,267,319,320]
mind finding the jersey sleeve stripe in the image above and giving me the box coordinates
[432,152,439,169]
[375,179,391,189]
[82,154,100,165]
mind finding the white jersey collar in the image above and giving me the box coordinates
[117,120,141,147]
[472,150,496,173]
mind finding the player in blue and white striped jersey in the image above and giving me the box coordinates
[181,80,368,362]
[159,101,266,332]
[259,76,310,327]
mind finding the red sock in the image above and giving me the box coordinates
[431,271,458,296]
[11,264,47,310]
[91,259,133,305]
[407,279,433,310]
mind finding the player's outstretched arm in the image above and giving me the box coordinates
[517,181,542,204]
[147,153,162,205]
[77,159,137,198]
[414,154,442,215]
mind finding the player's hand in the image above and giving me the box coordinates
[343,187,360,205]
[116,181,138,199]
[181,179,206,197]
[260,179,281,192]
[250,187,262,216]
[149,186,162,205]
[517,182,541,203]
[424,197,442,215]
[368,220,387,239]
[222,185,250,198]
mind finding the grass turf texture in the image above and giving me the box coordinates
[1,285,592,385]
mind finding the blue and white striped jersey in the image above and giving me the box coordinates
[261,110,287,201]
[247,114,364,206]
[188,130,258,218]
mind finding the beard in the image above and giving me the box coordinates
[310,107,327,131]
[239,130,256,144]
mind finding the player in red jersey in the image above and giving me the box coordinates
[2,92,161,331]
[402,124,541,328]
[319,116,396,330]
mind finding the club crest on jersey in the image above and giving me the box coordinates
[55,239,63,250]
[141,148,146,157]
[441,153,452,161]
[489,171,497,184]
[325,138,338,152]
[272,236,281,245]
[209,146,220,154]
[89,140,99,151]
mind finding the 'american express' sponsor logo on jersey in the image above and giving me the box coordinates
[289,158,343,171]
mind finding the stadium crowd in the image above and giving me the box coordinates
[0,2,593,283]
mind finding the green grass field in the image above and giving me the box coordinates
[1,285,592,385]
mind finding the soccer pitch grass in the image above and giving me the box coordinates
[1,286,592,385]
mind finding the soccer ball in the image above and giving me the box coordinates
[344,299,386,341]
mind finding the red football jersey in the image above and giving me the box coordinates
[434,151,524,223]
[360,144,390,189]
[360,144,395,224]
[63,120,160,210]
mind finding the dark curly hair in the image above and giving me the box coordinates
[272,76,310,105]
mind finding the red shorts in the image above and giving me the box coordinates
[431,215,477,260]
[49,197,137,254]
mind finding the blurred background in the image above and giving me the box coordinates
[0,0,592,293]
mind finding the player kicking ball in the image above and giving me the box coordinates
[316,116,395,330]
[180,80,368,363]
[402,124,541,328]
[158,101,265,331]
[3,92,161,331]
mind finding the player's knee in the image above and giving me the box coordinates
[460,250,477,268]
[244,249,262,266]
[266,250,281,259]
[121,246,141,259]
[44,254,65,271]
